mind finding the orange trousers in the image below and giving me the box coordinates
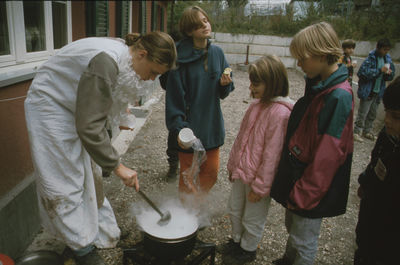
[178,148,220,194]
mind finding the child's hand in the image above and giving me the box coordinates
[382,65,390,73]
[248,190,262,202]
[114,163,139,191]
[219,73,232,86]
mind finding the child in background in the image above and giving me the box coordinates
[219,55,293,264]
[340,39,357,86]
[354,76,400,265]
[165,6,234,197]
[354,38,395,142]
[270,22,354,265]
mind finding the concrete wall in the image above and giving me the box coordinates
[212,32,400,68]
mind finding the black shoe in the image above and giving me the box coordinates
[75,249,106,265]
[166,162,178,182]
[222,247,256,264]
[272,257,291,265]
[216,239,240,254]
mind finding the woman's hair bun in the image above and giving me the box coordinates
[125,33,141,46]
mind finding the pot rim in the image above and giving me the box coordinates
[15,250,62,265]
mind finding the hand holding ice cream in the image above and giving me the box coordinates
[220,67,233,86]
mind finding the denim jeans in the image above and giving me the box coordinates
[354,94,380,135]
[283,210,322,265]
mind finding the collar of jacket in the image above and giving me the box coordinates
[305,64,348,96]
[370,49,392,63]
[176,37,211,64]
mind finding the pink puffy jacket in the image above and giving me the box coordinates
[227,97,293,197]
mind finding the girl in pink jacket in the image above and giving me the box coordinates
[219,55,294,264]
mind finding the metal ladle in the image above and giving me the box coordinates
[137,190,171,226]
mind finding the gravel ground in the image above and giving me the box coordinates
[27,65,381,265]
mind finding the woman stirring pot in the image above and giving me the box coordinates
[24,32,176,265]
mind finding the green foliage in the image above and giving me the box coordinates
[168,0,400,42]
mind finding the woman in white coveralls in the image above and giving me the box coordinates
[24,32,176,265]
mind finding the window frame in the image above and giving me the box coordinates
[0,1,72,68]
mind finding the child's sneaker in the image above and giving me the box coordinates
[75,249,106,265]
[272,257,291,265]
[354,133,364,142]
[222,246,256,264]
[216,239,239,254]
[362,132,375,141]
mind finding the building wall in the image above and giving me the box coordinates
[0,80,38,259]
[0,81,33,197]
[146,1,152,33]
[71,1,86,41]
[131,1,140,33]
[0,0,170,258]
[109,1,116,37]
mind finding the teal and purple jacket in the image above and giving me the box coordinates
[271,64,354,218]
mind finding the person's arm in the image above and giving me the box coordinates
[250,108,290,199]
[218,50,235,99]
[289,88,353,210]
[357,56,381,80]
[75,52,120,176]
[165,68,190,134]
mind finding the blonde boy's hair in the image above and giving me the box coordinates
[179,6,210,37]
[248,55,289,104]
[290,22,342,65]
[125,31,177,70]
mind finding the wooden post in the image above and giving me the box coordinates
[245,45,249,65]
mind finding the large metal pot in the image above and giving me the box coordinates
[15,251,63,265]
[143,229,198,260]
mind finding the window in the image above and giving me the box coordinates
[86,1,109,37]
[24,1,46,52]
[52,1,68,49]
[116,1,130,38]
[0,1,72,68]
[151,1,157,31]
[160,6,164,32]
[139,1,146,34]
[0,2,10,56]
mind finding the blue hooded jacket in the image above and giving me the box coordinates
[357,49,395,100]
[165,38,234,151]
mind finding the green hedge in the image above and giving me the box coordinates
[168,1,400,43]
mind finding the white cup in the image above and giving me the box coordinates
[384,63,390,70]
[119,113,136,129]
[353,60,357,65]
[178,128,196,149]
